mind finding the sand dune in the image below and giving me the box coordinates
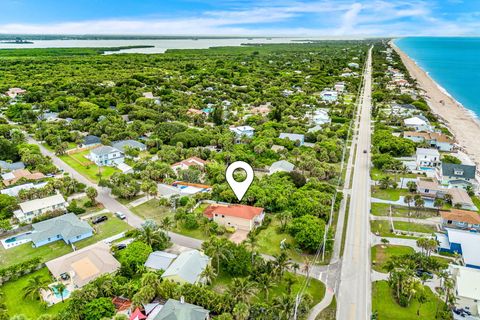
[391,41,480,167]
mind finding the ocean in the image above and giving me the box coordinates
[395,37,480,117]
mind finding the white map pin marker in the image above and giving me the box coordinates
[226,161,254,202]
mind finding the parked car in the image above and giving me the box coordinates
[115,211,126,220]
[92,215,108,224]
[116,243,127,250]
[415,269,433,279]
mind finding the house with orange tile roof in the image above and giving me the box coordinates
[1,169,45,186]
[403,131,454,152]
[171,157,208,172]
[203,204,265,231]
[441,209,480,231]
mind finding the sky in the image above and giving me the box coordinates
[0,0,479,36]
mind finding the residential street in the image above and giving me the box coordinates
[25,135,203,249]
[337,46,373,320]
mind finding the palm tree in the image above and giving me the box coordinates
[160,216,174,231]
[413,196,425,218]
[227,278,257,304]
[273,294,295,320]
[273,252,292,279]
[233,302,250,320]
[202,237,232,274]
[200,265,217,286]
[379,176,392,189]
[86,187,98,205]
[403,194,413,220]
[257,273,274,301]
[443,193,452,205]
[433,198,444,215]
[277,211,292,232]
[53,283,67,303]
[137,222,170,250]
[244,232,258,266]
[23,275,49,301]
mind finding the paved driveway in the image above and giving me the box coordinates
[229,229,249,244]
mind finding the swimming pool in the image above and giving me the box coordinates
[1,232,32,249]
[52,286,71,299]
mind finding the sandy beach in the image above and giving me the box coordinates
[391,41,480,167]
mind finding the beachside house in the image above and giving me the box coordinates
[111,140,146,153]
[81,135,101,148]
[390,103,417,117]
[144,251,178,271]
[161,250,210,285]
[204,204,265,231]
[2,169,45,186]
[279,133,305,146]
[89,146,124,166]
[269,160,295,175]
[436,228,480,269]
[447,188,477,211]
[416,179,445,199]
[403,116,432,132]
[14,194,68,223]
[436,163,477,190]
[449,265,480,316]
[403,131,454,152]
[149,299,209,320]
[229,125,255,143]
[30,213,94,247]
[440,209,480,232]
[45,242,121,288]
[0,160,25,172]
[415,148,440,170]
[171,157,207,172]
[320,90,338,102]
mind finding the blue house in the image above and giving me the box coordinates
[436,228,480,269]
[30,213,94,247]
[279,133,305,146]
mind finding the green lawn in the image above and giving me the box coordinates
[370,221,417,239]
[370,168,418,181]
[0,268,66,318]
[371,203,390,216]
[371,245,415,272]
[393,222,436,235]
[372,280,446,320]
[256,217,317,263]
[212,272,325,305]
[116,194,144,205]
[59,150,118,182]
[75,196,105,214]
[316,296,336,320]
[371,203,437,219]
[0,213,130,267]
[372,188,409,201]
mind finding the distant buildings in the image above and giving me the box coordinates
[310,109,331,126]
[161,249,210,285]
[111,140,146,153]
[0,182,47,197]
[30,213,94,247]
[14,194,68,223]
[279,133,305,146]
[5,87,26,99]
[440,209,480,232]
[334,82,346,92]
[320,90,338,103]
[0,160,25,172]
[347,62,359,68]
[403,131,454,152]
[204,204,265,231]
[89,146,124,166]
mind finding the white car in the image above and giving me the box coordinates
[115,212,126,220]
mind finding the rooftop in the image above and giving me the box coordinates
[442,163,476,179]
[441,209,480,225]
[416,148,440,157]
[161,250,209,284]
[111,140,146,153]
[450,265,480,301]
[204,204,264,220]
[19,194,66,213]
[30,213,93,245]
[90,145,121,156]
[270,160,295,173]
[144,251,178,271]
[152,299,209,320]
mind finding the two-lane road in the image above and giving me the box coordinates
[337,46,373,320]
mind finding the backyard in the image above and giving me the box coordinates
[371,244,415,272]
[0,213,131,267]
[372,187,410,201]
[0,268,66,319]
[59,150,118,182]
[372,280,446,320]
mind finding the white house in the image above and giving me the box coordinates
[279,133,305,146]
[89,146,124,166]
[320,90,338,102]
[171,157,207,172]
[310,109,331,126]
[449,265,480,316]
[14,194,68,223]
[334,82,345,92]
[229,126,255,143]
[415,148,440,169]
[348,62,359,68]
[404,131,454,152]
[403,116,432,132]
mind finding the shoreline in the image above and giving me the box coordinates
[390,40,480,167]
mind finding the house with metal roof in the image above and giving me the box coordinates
[1,182,47,197]
[82,135,101,147]
[403,116,433,132]
[436,228,480,269]
[269,160,295,175]
[279,133,305,146]
[144,251,177,271]
[161,250,210,284]
[436,163,477,190]
[89,146,124,166]
[14,194,68,223]
[449,265,480,316]
[150,299,209,320]
[229,126,255,143]
[30,213,94,247]
[0,160,25,172]
[111,140,147,153]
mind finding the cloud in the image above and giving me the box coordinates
[0,0,478,36]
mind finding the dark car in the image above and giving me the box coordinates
[116,243,127,250]
[363,149,367,153]
[92,215,108,224]
[415,269,433,279]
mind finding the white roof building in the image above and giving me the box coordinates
[437,228,480,269]
[15,194,68,223]
[449,265,480,316]
[1,182,47,197]
[269,160,295,175]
